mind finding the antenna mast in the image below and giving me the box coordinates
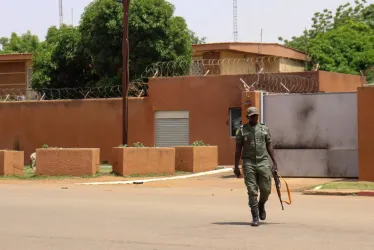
[59,0,63,27]
[233,0,238,42]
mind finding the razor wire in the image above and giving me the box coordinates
[0,83,147,102]
[0,56,318,101]
[238,73,319,93]
[142,56,304,78]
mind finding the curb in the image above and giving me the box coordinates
[303,190,358,196]
[76,168,233,186]
[358,191,374,197]
[303,190,374,197]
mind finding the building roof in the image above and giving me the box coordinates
[0,53,33,62]
[192,42,308,61]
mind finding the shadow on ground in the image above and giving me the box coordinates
[212,222,282,226]
[220,174,239,179]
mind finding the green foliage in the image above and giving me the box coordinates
[308,21,374,74]
[133,142,145,148]
[32,25,93,90]
[119,142,145,148]
[78,0,194,85]
[0,31,40,54]
[189,30,206,45]
[279,0,374,75]
[42,144,49,148]
[1,0,200,90]
[190,140,210,146]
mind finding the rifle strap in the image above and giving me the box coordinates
[278,175,292,205]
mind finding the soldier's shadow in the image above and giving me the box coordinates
[212,222,281,226]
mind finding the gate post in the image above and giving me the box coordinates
[241,90,263,124]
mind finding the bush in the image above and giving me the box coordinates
[118,142,145,148]
[190,140,209,146]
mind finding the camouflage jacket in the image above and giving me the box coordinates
[236,123,272,167]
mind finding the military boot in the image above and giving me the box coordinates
[259,202,266,221]
[250,206,260,227]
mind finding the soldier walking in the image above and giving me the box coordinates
[234,107,278,227]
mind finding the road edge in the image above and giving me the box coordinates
[75,168,233,186]
[303,189,374,197]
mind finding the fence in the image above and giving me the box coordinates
[142,56,303,78]
[0,82,147,101]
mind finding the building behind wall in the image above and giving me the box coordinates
[192,42,308,75]
[0,53,33,99]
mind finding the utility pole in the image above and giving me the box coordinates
[233,0,238,42]
[59,0,63,27]
[122,0,130,145]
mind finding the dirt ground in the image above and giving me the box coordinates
[0,173,373,250]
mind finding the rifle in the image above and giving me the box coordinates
[272,169,292,210]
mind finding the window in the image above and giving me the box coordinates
[230,108,242,137]
[155,111,189,147]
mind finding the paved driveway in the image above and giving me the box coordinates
[0,176,373,249]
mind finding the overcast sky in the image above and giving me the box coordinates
[0,0,371,43]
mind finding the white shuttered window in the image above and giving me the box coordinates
[155,111,189,147]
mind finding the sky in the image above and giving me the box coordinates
[0,0,372,43]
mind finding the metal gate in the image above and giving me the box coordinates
[155,111,189,147]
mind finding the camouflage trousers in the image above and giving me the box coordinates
[243,160,272,208]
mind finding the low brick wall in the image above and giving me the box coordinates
[112,147,175,176]
[36,148,100,176]
[0,150,24,176]
[175,146,218,173]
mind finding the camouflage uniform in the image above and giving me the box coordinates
[236,110,272,210]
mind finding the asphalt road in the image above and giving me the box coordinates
[1,182,374,250]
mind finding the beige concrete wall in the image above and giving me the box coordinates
[220,51,256,75]
[279,58,305,73]
[219,51,283,75]
[192,55,203,61]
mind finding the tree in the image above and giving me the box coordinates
[79,0,195,84]
[0,31,40,54]
[189,30,206,45]
[278,1,374,74]
[308,20,374,74]
[279,1,372,50]
[32,25,93,90]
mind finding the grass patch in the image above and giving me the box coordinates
[320,181,374,190]
[0,165,117,180]
[0,166,190,180]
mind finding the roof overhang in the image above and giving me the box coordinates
[0,53,33,62]
[192,43,308,61]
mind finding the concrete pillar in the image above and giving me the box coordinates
[241,91,262,124]
[357,86,374,181]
